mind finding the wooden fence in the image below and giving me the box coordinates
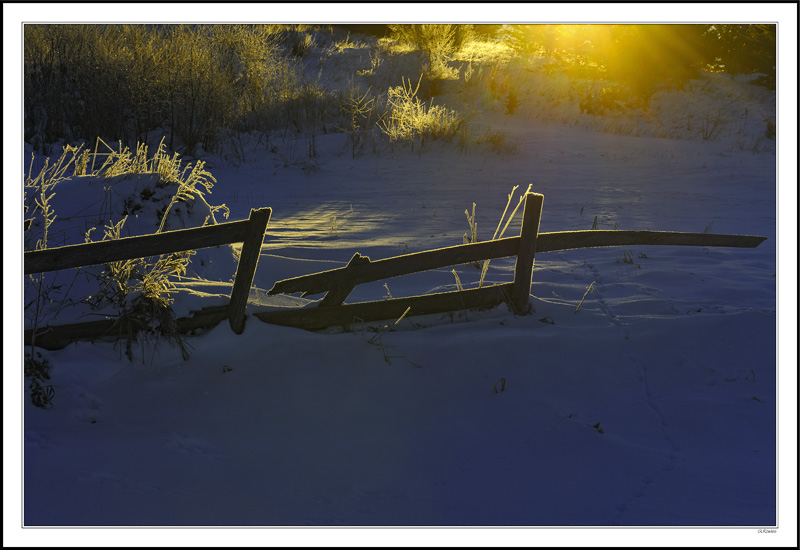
[24,207,271,344]
[257,193,766,330]
[24,192,768,348]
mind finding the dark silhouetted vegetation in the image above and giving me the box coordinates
[24,24,333,154]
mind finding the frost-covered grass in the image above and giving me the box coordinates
[23,138,237,371]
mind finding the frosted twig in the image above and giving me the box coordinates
[574,281,596,313]
[479,183,532,288]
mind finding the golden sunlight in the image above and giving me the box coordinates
[512,24,714,99]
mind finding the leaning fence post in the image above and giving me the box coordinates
[510,193,544,315]
[318,252,371,307]
[228,207,271,334]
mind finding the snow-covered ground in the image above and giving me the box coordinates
[6,9,798,549]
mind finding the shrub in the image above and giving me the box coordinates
[378,76,467,151]
[388,24,472,80]
[504,87,520,114]
[24,144,87,407]
[500,25,560,56]
[579,85,628,115]
[339,81,377,159]
[708,25,775,80]
[289,32,315,57]
[24,143,86,359]
[91,214,194,361]
[25,350,54,409]
[475,127,518,156]
[763,115,775,140]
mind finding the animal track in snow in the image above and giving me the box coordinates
[582,261,631,340]
[79,469,199,500]
[72,392,104,424]
[80,470,160,495]
[611,356,681,525]
[24,430,52,448]
[164,432,226,462]
[350,485,410,501]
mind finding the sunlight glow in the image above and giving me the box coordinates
[517,24,710,95]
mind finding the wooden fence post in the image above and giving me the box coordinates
[318,252,371,307]
[228,208,271,334]
[510,193,544,315]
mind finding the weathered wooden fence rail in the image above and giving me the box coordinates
[24,219,251,275]
[23,304,232,350]
[257,284,513,331]
[24,207,271,344]
[24,192,768,348]
[536,229,766,252]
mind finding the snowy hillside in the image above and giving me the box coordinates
[8,14,798,549]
